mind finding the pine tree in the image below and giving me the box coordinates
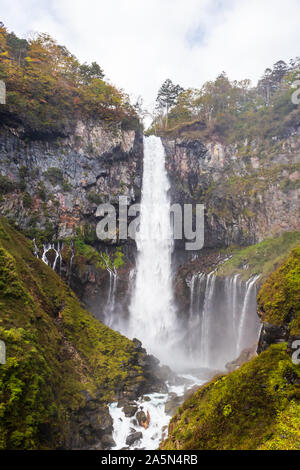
[156,79,184,127]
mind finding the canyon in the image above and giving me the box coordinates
[0,115,299,450]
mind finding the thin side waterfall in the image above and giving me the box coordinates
[104,268,118,327]
[237,274,261,353]
[128,135,177,364]
[41,242,62,270]
[33,238,39,258]
[200,273,216,367]
[187,272,260,369]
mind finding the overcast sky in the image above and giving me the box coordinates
[1,0,300,110]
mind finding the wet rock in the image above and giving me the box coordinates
[165,394,184,416]
[257,323,289,353]
[122,404,138,417]
[130,419,138,427]
[136,410,147,425]
[226,344,257,371]
[101,434,116,448]
[125,432,143,446]
[184,384,201,400]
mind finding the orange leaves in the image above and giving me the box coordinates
[0,23,138,133]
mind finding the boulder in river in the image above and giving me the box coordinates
[136,410,147,424]
[125,432,143,446]
[122,404,138,417]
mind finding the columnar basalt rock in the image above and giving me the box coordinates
[162,135,300,249]
[0,121,143,239]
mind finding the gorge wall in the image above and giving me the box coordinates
[0,121,143,240]
[1,120,299,336]
[163,131,300,250]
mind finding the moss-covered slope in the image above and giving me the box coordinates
[162,247,300,450]
[257,246,300,336]
[218,231,300,282]
[160,344,300,450]
[0,217,153,449]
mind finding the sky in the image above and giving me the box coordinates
[1,0,300,111]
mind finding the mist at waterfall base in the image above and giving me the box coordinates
[185,273,260,371]
[104,136,260,373]
[36,136,261,449]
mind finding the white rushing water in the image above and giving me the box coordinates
[109,375,204,450]
[40,242,63,272]
[104,268,118,327]
[187,272,261,369]
[128,136,177,364]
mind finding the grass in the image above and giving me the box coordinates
[0,217,143,449]
[160,344,300,450]
[217,231,300,281]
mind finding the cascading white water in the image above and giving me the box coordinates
[104,268,118,327]
[237,274,261,353]
[41,242,62,271]
[128,136,177,364]
[187,272,260,369]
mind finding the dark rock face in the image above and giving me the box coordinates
[0,121,143,325]
[126,432,143,446]
[136,410,147,424]
[122,404,138,417]
[0,122,143,238]
[165,393,184,416]
[68,402,114,450]
[257,323,300,357]
[162,135,300,249]
[257,323,289,353]
[65,339,171,450]
[173,249,229,315]
[226,344,257,372]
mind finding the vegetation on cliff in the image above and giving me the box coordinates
[0,217,147,449]
[218,231,300,281]
[160,344,300,450]
[163,245,300,450]
[151,60,300,144]
[257,246,300,335]
[0,22,139,136]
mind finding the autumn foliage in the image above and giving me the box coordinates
[0,23,138,136]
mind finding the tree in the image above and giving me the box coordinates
[258,68,273,106]
[156,79,184,127]
[271,60,288,86]
[79,61,104,84]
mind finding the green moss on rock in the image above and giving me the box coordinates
[257,246,300,335]
[218,231,300,281]
[160,344,300,450]
[0,217,146,449]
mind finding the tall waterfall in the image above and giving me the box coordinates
[187,272,260,369]
[128,136,177,363]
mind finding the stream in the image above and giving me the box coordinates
[109,374,204,450]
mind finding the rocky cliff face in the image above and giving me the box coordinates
[0,121,143,323]
[257,246,300,355]
[0,217,168,450]
[163,134,300,249]
[0,121,143,239]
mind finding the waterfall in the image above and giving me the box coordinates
[33,238,39,258]
[237,274,260,353]
[128,136,177,364]
[41,242,61,270]
[187,272,260,369]
[199,273,216,368]
[69,240,75,272]
[104,268,118,327]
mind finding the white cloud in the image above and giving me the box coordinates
[1,0,300,110]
